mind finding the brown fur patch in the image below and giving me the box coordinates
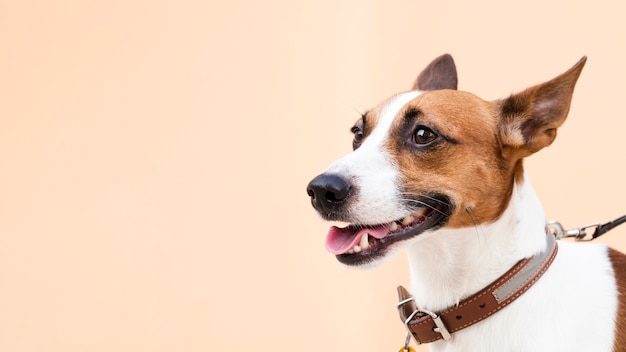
[386,90,519,228]
[608,248,626,351]
[381,58,586,229]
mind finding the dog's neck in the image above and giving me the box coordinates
[405,173,548,312]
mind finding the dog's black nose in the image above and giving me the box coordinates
[306,174,352,215]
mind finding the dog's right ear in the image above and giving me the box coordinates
[413,54,458,91]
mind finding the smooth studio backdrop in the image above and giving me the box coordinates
[1,1,625,351]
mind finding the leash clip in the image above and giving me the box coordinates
[547,221,600,241]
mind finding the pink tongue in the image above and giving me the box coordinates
[325,225,390,255]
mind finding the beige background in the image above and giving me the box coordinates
[1,1,625,351]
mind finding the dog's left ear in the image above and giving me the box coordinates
[499,56,587,155]
[413,54,458,91]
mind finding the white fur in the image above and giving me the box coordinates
[324,91,421,224]
[406,176,618,351]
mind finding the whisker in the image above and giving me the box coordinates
[343,99,368,117]
[399,192,451,206]
[399,198,450,217]
[465,207,485,243]
[398,192,452,217]
[399,199,434,211]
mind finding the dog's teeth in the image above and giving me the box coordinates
[360,234,369,249]
[414,208,427,216]
[347,248,354,254]
[390,222,399,231]
[402,215,415,225]
[353,245,362,253]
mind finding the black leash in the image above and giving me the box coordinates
[548,215,626,241]
[592,215,626,240]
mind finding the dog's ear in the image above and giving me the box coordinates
[413,54,458,91]
[498,57,586,155]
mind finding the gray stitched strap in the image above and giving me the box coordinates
[492,234,557,304]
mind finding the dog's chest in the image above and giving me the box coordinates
[426,241,617,352]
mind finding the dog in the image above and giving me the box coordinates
[306,54,626,351]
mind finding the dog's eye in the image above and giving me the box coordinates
[351,126,364,150]
[413,126,438,145]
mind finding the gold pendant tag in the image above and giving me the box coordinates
[396,332,415,352]
[396,346,415,352]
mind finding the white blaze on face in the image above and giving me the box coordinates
[324,91,422,224]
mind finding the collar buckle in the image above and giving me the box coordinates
[398,297,452,344]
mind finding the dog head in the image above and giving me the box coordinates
[307,54,585,267]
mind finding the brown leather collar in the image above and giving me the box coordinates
[397,234,558,345]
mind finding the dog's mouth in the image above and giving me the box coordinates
[325,196,451,266]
